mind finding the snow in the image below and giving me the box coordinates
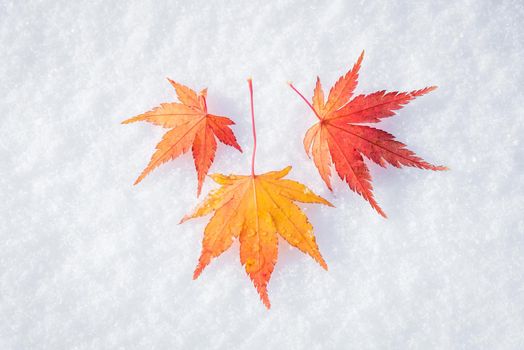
[1,0,523,348]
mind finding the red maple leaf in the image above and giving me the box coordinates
[289,51,447,217]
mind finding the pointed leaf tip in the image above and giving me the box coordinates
[193,266,203,280]
[179,215,189,224]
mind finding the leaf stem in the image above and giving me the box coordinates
[248,78,257,176]
[288,82,321,120]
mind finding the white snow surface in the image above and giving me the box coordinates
[1,0,523,348]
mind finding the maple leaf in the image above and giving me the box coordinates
[181,79,332,308]
[122,79,242,195]
[289,51,447,217]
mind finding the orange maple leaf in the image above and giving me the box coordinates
[123,79,242,195]
[181,79,332,308]
[289,51,447,217]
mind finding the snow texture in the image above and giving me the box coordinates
[1,0,523,349]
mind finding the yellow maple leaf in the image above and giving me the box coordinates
[181,79,332,308]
